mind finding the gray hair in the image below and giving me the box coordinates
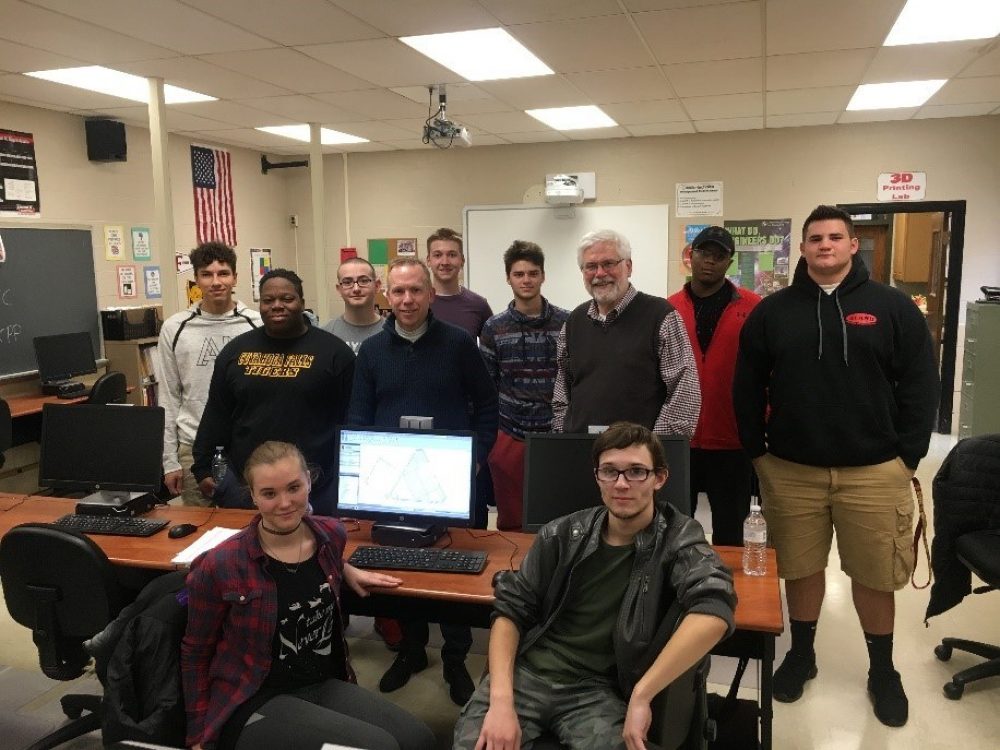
[577,229,632,267]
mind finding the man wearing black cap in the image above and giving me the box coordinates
[668,227,761,545]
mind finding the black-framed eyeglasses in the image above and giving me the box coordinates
[338,276,374,289]
[692,246,732,262]
[582,258,624,274]
[595,466,656,483]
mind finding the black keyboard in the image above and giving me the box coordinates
[349,545,487,574]
[53,514,169,537]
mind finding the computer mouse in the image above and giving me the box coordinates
[168,523,198,539]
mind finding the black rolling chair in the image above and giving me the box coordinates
[86,371,127,405]
[0,523,131,749]
[935,529,1000,699]
[0,396,12,469]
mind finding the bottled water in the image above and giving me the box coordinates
[211,446,228,485]
[743,501,767,576]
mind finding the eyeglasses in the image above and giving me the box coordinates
[692,246,732,262]
[595,466,656,483]
[582,258,624,274]
[338,276,374,289]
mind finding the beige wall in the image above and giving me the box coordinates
[286,114,1000,323]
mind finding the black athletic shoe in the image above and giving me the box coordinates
[443,659,475,706]
[868,669,908,727]
[773,651,818,703]
[378,650,428,693]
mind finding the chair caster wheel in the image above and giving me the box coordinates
[934,644,952,661]
[943,681,964,700]
[63,707,83,719]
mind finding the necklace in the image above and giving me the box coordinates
[259,525,305,573]
[260,520,302,536]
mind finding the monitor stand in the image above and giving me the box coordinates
[371,522,445,548]
[75,490,157,517]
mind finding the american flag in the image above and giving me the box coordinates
[191,145,236,247]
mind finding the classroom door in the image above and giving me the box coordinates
[855,224,889,283]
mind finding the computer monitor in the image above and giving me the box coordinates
[38,403,164,494]
[33,332,98,384]
[522,433,690,532]
[334,426,477,533]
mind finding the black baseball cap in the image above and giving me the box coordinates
[691,226,735,255]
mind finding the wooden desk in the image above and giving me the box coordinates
[6,393,89,418]
[0,493,783,747]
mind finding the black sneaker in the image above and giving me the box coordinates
[868,669,908,727]
[773,651,818,703]
[443,659,475,706]
[378,650,428,693]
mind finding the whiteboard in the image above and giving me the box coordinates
[464,204,671,314]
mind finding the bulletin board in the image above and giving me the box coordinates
[366,237,417,308]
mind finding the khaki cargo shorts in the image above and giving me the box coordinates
[753,453,915,592]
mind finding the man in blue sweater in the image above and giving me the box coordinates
[348,257,499,707]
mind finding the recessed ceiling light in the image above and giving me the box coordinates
[25,66,214,104]
[400,28,553,81]
[884,0,1000,45]
[256,125,368,145]
[847,80,947,110]
[525,105,617,131]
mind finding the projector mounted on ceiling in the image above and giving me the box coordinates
[422,84,471,149]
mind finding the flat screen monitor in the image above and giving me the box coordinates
[33,332,98,383]
[39,403,164,494]
[334,427,476,528]
[522,433,690,532]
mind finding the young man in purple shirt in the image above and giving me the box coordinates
[426,227,493,339]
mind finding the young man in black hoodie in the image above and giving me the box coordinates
[733,205,937,728]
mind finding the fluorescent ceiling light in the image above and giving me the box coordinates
[884,0,1000,45]
[525,105,617,131]
[25,66,214,104]
[847,80,946,110]
[400,28,553,81]
[256,125,368,145]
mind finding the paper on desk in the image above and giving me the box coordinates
[171,527,241,564]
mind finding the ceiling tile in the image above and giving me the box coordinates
[765,0,905,56]
[0,72,142,109]
[182,0,382,46]
[960,44,1000,78]
[328,0,499,37]
[565,67,673,103]
[297,38,461,88]
[336,141,399,152]
[28,0,275,55]
[0,38,85,73]
[323,120,415,140]
[767,49,875,91]
[190,127,311,152]
[510,15,654,73]
[682,92,762,120]
[466,134,510,146]
[765,112,837,128]
[666,58,762,98]
[382,137,441,150]
[766,86,854,115]
[838,108,918,124]
[72,105,241,131]
[864,42,985,84]
[565,125,631,140]
[634,2,761,65]
[928,76,1000,106]
[695,116,763,132]
[602,99,688,124]
[477,76,590,109]
[199,48,372,94]
[460,110,546,133]
[116,57,290,99]
[501,129,570,142]
[312,89,429,118]
[482,0,621,24]
[391,83,513,115]
[915,103,999,119]
[171,100,297,128]
[234,95,361,123]
[625,121,695,136]
[625,1,742,9]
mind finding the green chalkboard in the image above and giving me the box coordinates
[0,227,100,378]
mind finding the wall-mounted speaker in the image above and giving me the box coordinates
[85,119,127,162]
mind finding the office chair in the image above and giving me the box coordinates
[935,529,1000,699]
[0,397,12,469]
[87,371,127,405]
[0,523,131,749]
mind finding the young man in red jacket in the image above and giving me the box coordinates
[668,226,760,545]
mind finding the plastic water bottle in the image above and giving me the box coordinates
[743,501,767,576]
[211,446,228,485]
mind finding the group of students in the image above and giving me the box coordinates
[157,203,937,748]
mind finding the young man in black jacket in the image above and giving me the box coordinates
[733,205,938,728]
[453,422,735,750]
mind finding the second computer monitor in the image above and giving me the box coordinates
[522,433,690,532]
[33,332,98,384]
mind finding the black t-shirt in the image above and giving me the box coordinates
[687,282,732,353]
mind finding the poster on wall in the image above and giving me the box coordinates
[250,248,272,302]
[723,218,792,296]
[175,251,193,275]
[117,264,138,299]
[132,227,151,260]
[0,129,41,216]
[143,266,162,298]
[368,237,416,308]
[105,225,125,261]
[676,181,723,217]
[680,223,710,277]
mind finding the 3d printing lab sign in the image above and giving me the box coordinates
[877,171,926,202]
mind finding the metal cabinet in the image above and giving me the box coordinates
[958,302,1000,438]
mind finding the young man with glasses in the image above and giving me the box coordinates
[552,229,700,438]
[453,421,734,750]
[323,257,384,354]
[668,226,761,546]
